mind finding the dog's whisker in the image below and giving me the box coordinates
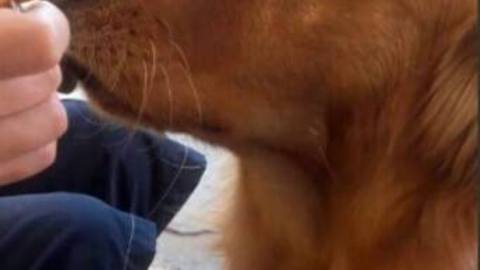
[150,40,178,129]
[148,40,158,94]
[124,3,195,127]
[135,59,151,128]
[116,58,151,151]
[159,63,174,127]
[317,144,336,181]
[159,18,174,42]
[107,47,129,93]
[169,41,204,126]
[183,66,204,126]
[172,42,203,125]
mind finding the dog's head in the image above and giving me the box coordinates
[58,0,476,177]
[54,2,476,267]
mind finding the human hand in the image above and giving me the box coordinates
[0,1,70,185]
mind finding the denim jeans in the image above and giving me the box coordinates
[0,100,206,270]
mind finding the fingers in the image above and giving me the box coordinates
[0,1,69,185]
[0,66,61,116]
[0,94,68,162]
[0,1,70,78]
[0,142,57,185]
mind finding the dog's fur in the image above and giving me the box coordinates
[55,0,477,269]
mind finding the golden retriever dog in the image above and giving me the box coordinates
[55,0,479,269]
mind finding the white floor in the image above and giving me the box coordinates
[151,135,231,270]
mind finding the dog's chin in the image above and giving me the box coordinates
[58,56,142,123]
[58,57,231,139]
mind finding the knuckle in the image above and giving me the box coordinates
[20,67,63,108]
[43,66,63,93]
[36,144,57,169]
[47,98,68,137]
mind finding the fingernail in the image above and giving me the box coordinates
[12,0,42,12]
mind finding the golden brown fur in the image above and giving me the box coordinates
[55,0,477,269]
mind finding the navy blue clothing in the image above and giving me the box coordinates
[0,100,206,270]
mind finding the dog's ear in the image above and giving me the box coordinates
[416,23,477,185]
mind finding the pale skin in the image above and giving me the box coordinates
[0,1,70,185]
